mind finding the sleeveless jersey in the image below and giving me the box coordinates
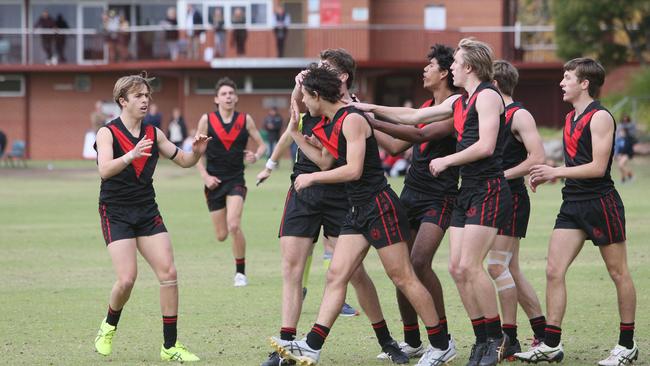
[453,81,507,185]
[98,118,158,205]
[562,100,615,201]
[312,106,388,205]
[404,98,459,197]
[205,111,249,182]
[501,102,528,192]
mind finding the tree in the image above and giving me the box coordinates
[553,0,650,67]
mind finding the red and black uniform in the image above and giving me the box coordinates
[313,106,410,249]
[449,82,513,229]
[498,102,531,238]
[204,110,249,211]
[554,100,625,245]
[400,98,459,231]
[96,118,167,245]
[279,112,349,241]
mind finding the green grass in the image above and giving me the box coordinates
[0,159,648,365]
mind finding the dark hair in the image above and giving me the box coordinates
[302,64,342,103]
[215,77,237,95]
[319,48,356,90]
[563,58,605,98]
[427,44,458,92]
[493,60,519,97]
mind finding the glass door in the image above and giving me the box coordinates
[78,3,107,64]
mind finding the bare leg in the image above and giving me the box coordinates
[599,242,636,324]
[280,236,315,329]
[226,195,246,261]
[107,239,138,311]
[509,241,544,319]
[488,235,518,326]
[137,233,178,316]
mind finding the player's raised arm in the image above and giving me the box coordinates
[156,127,210,168]
[287,99,334,170]
[244,114,267,164]
[350,95,458,126]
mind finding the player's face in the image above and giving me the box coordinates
[423,58,443,89]
[121,84,150,119]
[560,70,583,103]
[451,49,467,87]
[301,86,321,116]
[215,85,238,110]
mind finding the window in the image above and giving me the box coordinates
[424,5,446,30]
[194,74,246,95]
[252,73,294,91]
[0,3,23,64]
[30,4,77,64]
[0,74,25,97]
[251,3,268,25]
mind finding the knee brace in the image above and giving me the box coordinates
[160,279,178,287]
[488,250,515,291]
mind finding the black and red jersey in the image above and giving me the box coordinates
[404,98,459,197]
[98,118,158,205]
[562,100,616,201]
[205,110,249,182]
[453,81,507,185]
[312,106,388,206]
[290,112,327,181]
[501,102,528,192]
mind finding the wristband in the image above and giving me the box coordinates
[265,159,278,170]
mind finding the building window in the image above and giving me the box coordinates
[0,74,25,97]
[424,5,446,30]
[251,3,268,25]
[0,3,24,64]
[251,73,294,92]
[30,4,77,64]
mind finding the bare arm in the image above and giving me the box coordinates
[370,116,454,144]
[244,114,267,163]
[255,126,295,185]
[96,127,153,179]
[373,129,412,155]
[504,109,545,180]
[156,127,210,168]
[350,95,459,125]
[287,101,334,170]
[194,114,221,189]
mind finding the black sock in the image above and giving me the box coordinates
[619,322,634,349]
[471,317,487,343]
[306,323,330,350]
[106,305,122,327]
[426,324,449,350]
[544,325,561,347]
[372,320,393,347]
[403,322,421,348]
[529,316,546,341]
[163,315,178,349]
[235,258,245,275]
[502,324,517,344]
[439,317,449,339]
[280,327,296,341]
[485,316,502,339]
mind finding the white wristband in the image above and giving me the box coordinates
[265,159,278,170]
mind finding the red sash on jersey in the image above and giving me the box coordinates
[208,112,246,150]
[109,124,155,178]
[505,106,521,126]
[563,109,599,160]
[312,111,348,159]
[417,99,434,153]
[453,92,479,142]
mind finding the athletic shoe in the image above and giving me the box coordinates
[514,342,564,363]
[234,272,248,287]
[160,342,200,362]
[504,338,521,361]
[377,341,426,360]
[479,335,508,366]
[598,342,639,366]
[466,342,487,366]
[380,340,410,364]
[270,337,320,366]
[94,318,116,356]
[449,335,457,355]
[261,351,296,366]
[339,302,359,317]
[415,344,457,366]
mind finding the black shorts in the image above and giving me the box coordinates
[98,201,167,246]
[340,187,411,249]
[450,177,513,229]
[278,184,348,240]
[204,179,247,212]
[554,190,626,246]
[400,186,455,231]
[498,189,531,238]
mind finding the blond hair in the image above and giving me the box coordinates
[113,72,154,108]
[457,38,494,82]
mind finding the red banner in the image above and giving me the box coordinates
[320,0,341,25]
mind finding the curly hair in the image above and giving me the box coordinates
[427,44,458,92]
[302,64,343,103]
[319,48,356,90]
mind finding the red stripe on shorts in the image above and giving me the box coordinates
[383,191,404,242]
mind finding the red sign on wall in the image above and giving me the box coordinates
[321,0,341,25]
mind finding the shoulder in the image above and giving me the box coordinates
[591,110,615,133]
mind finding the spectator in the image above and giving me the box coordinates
[103,10,120,62]
[272,5,290,57]
[167,107,188,148]
[213,8,226,58]
[34,10,56,65]
[54,14,69,63]
[615,116,636,183]
[184,4,203,59]
[144,103,162,129]
[263,107,284,157]
[231,7,247,56]
[161,7,179,60]
[117,14,131,61]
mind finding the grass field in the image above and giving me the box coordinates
[0,158,648,366]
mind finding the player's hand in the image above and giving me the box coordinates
[244,150,258,164]
[429,157,449,177]
[256,168,271,186]
[203,174,221,190]
[304,134,322,149]
[529,164,555,192]
[294,69,308,87]
[191,134,212,155]
[132,137,154,158]
[348,101,375,112]
[293,173,314,192]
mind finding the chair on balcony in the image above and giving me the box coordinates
[3,140,27,168]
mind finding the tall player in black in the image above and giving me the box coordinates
[370,44,460,361]
[352,38,514,366]
[257,50,408,366]
[196,77,266,287]
[270,66,455,366]
[515,59,638,365]
[488,60,546,359]
[93,74,209,362]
